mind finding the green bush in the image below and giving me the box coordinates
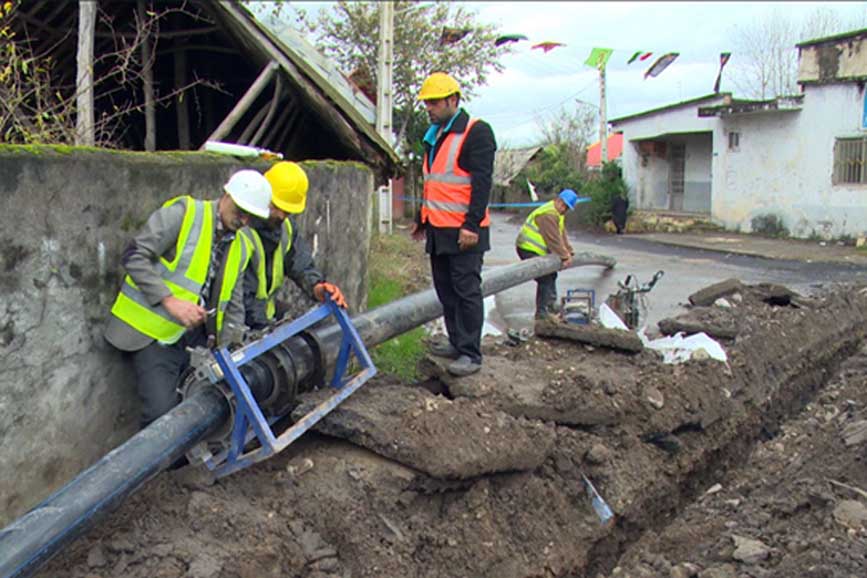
[523,143,585,198]
[579,162,628,226]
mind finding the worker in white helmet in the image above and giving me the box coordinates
[104,169,272,427]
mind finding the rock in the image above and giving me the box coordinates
[671,562,700,578]
[705,483,723,495]
[833,500,867,529]
[842,420,867,446]
[731,535,771,564]
[644,386,665,409]
[585,443,612,465]
[86,544,107,568]
[535,320,644,353]
[689,279,743,307]
[714,298,732,308]
[287,457,315,476]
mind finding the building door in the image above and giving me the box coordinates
[668,143,685,211]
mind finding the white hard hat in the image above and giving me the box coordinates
[223,170,271,219]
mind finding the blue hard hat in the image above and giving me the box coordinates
[558,188,579,210]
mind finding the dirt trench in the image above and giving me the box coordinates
[36,283,867,578]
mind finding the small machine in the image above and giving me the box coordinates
[182,296,376,478]
[605,270,664,329]
[561,289,595,325]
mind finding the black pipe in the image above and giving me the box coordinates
[0,252,614,578]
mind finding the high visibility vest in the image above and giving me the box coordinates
[516,200,564,256]
[421,118,491,228]
[243,219,293,321]
[110,196,252,345]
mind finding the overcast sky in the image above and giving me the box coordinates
[262,1,867,149]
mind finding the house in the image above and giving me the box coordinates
[586,132,624,169]
[7,1,398,176]
[611,28,867,238]
[491,146,544,207]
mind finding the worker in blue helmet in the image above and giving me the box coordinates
[515,189,579,321]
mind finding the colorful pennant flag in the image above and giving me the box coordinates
[627,51,653,64]
[439,26,471,46]
[531,41,566,53]
[495,34,528,47]
[644,52,679,79]
[584,47,614,70]
[713,52,732,93]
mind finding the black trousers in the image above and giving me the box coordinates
[517,248,558,316]
[430,252,484,364]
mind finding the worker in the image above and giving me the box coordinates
[515,188,579,321]
[104,169,273,427]
[242,161,346,332]
[410,72,496,377]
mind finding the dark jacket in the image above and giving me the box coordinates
[243,217,324,328]
[416,109,497,255]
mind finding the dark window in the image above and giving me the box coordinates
[833,138,867,185]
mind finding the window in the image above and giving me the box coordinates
[833,138,867,184]
[728,131,740,152]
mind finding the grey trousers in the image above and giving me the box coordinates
[517,248,558,316]
[129,330,205,427]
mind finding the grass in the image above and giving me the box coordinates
[366,230,429,381]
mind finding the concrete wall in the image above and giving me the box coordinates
[712,83,867,238]
[615,96,724,213]
[0,147,373,526]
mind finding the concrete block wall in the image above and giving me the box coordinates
[0,147,373,525]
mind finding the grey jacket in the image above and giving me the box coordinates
[104,199,246,352]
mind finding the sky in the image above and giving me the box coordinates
[255,1,867,149]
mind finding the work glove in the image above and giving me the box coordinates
[313,281,347,308]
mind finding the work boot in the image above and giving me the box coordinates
[429,340,460,359]
[447,355,481,377]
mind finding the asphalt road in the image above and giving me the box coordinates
[481,213,867,335]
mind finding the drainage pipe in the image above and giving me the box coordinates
[0,252,615,578]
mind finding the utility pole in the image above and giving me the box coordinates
[599,65,608,167]
[375,2,394,144]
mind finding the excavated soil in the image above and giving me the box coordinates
[37,283,867,578]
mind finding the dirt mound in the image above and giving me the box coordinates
[37,283,867,578]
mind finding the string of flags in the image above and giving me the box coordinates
[442,26,735,92]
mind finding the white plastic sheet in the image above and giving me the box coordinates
[598,303,629,331]
[639,330,728,365]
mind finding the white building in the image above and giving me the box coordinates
[611,28,867,239]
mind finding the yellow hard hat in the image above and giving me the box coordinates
[417,72,461,101]
[264,161,308,214]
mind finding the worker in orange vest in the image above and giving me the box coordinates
[410,72,497,377]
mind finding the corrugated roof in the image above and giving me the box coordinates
[493,147,543,186]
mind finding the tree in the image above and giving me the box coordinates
[729,6,866,99]
[518,101,596,200]
[288,1,508,152]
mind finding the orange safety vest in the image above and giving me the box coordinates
[421,118,490,228]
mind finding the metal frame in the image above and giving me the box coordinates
[205,297,376,478]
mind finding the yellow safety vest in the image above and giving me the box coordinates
[516,200,564,256]
[243,219,294,321]
[110,196,252,345]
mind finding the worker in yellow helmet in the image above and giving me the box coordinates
[242,161,346,331]
[411,71,497,377]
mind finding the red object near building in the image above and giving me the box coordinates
[586,132,624,168]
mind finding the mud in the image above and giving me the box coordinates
[36,283,867,578]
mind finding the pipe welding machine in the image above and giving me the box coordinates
[179,296,376,478]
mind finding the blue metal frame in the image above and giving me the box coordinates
[204,297,376,478]
[562,288,595,325]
